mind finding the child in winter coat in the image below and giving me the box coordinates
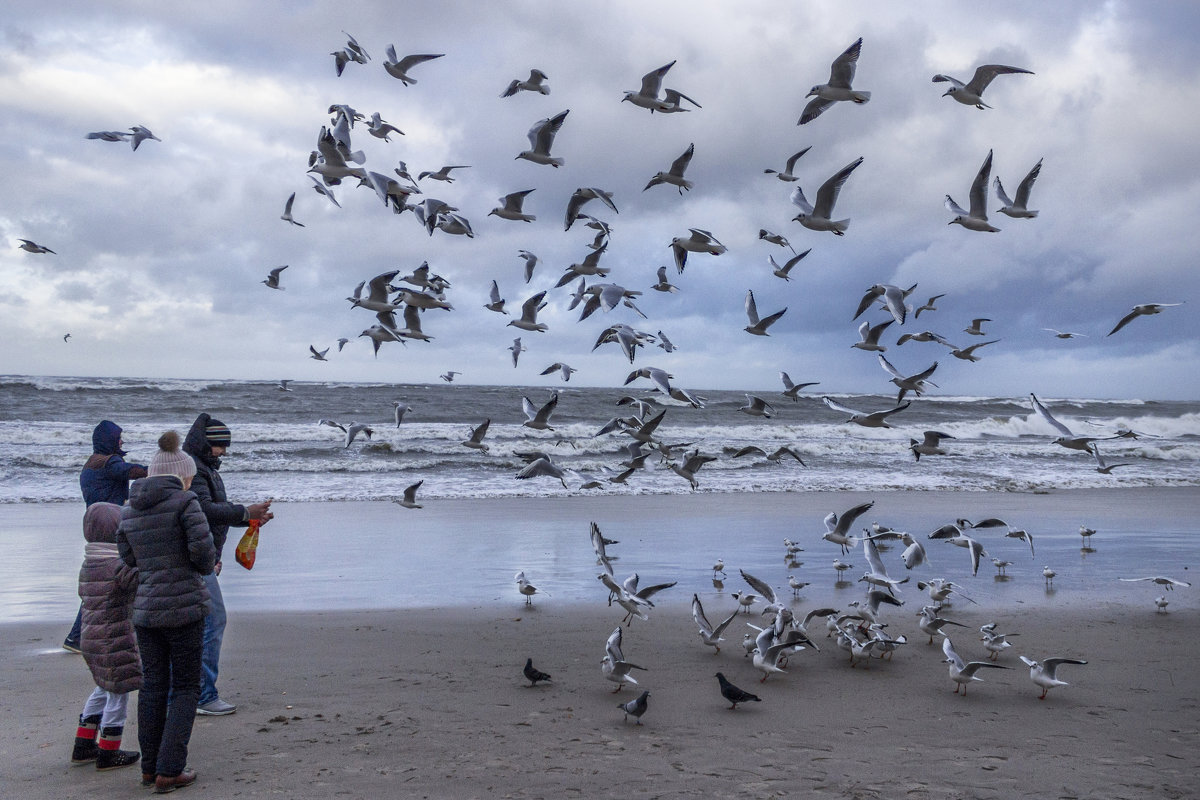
[70,502,143,771]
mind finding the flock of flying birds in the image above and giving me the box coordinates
[512,507,1190,724]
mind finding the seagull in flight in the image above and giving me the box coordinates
[644,143,695,194]
[501,68,550,97]
[1107,303,1185,336]
[914,294,945,318]
[262,265,288,290]
[508,337,526,367]
[517,109,569,167]
[799,38,871,124]
[485,281,508,314]
[17,239,55,254]
[622,60,700,112]
[790,157,864,235]
[995,159,1042,218]
[768,249,811,281]
[280,192,304,226]
[440,371,460,383]
[489,189,536,222]
[1030,393,1104,452]
[1090,444,1133,474]
[744,290,787,336]
[309,345,329,361]
[946,150,999,232]
[522,393,559,430]
[780,372,818,401]
[670,229,726,273]
[943,637,1009,695]
[382,46,444,85]
[933,64,1033,109]
[394,480,423,509]
[508,291,549,333]
[823,396,910,428]
[763,146,811,181]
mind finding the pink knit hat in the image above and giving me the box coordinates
[147,431,196,479]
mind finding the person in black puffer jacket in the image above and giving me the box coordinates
[181,413,272,717]
[117,431,215,794]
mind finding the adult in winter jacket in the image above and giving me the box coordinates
[70,502,143,772]
[67,420,148,653]
[182,412,272,716]
[117,431,215,794]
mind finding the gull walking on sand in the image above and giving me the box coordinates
[1043,565,1056,587]
[943,637,1010,695]
[933,64,1033,109]
[764,146,811,181]
[996,159,1043,218]
[515,571,546,605]
[790,157,864,235]
[1106,303,1185,336]
[799,38,871,124]
[1020,656,1086,700]
[946,150,999,232]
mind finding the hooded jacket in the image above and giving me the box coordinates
[117,475,215,629]
[182,412,247,561]
[78,502,143,693]
[80,420,148,506]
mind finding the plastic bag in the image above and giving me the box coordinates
[234,519,262,570]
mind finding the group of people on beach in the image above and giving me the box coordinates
[68,413,272,793]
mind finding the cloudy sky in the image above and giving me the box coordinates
[2,0,1197,400]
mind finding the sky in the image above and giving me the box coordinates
[2,0,1198,400]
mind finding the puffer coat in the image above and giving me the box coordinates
[117,475,216,629]
[78,502,143,693]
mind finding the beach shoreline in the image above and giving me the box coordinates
[4,604,1198,799]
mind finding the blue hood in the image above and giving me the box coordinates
[92,420,125,456]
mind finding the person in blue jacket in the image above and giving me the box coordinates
[66,421,148,652]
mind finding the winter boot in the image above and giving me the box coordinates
[71,714,101,764]
[95,726,140,771]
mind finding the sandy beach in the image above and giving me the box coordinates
[3,489,1199,798]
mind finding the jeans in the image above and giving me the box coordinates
[135,619,204,778]
[66,603,83,645]
[199,572,226,705]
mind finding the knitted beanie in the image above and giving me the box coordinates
[147,431,197,479]
[204,419,232,447]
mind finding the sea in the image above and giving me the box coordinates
[2,374,1198,503]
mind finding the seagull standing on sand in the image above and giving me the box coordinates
[790,157,864,235]
[799,38,871,124]
[1106,303,1185,336]
[943,637,1010,695]
[933,64,1033,109]
[515,571,545,605]
[946,150,999,232]
[1020,656,1086,700]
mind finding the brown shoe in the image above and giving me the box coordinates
[142,772,156,787]
[154,769,197,794]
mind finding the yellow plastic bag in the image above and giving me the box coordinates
[234,519,262,570]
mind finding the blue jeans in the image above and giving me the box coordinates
[199,572,226,705]
[66,603,83,645]
[135,619,204,778]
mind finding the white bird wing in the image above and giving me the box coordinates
[827,38,863,89]
[968,150,993,218]
[1030,393,1074,437]
[944,195,969,216]
[789,185,814,214]
[669,143,694,176]
[813,157,863,219]
[691,594,714,635]
[822,396,862,417]
[864,537,888,577]
[639,60,675,96]
[1014,159,1042,208]
[739,570,777,606]
[931,73,966,89]
[606,626,625,663]
[835,501,875,536]
[877,354,905,381]
[966,64,1033,95]
[745,290,760,326]
[942,636,965,670]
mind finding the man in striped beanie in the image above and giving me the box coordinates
[182,413,273,717]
